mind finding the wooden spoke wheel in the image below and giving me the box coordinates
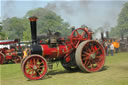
[13,56,21,63]
[21,55,48,80]
[70,28,90,48]
[75,40,105,72]
[0,52,5,64]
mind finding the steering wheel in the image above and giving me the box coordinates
[70,28,91,48]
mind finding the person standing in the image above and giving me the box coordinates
[110,43,114,56]
[115,40,120,53]
[104,40,108,56]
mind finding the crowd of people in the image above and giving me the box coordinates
[104,39,120,56]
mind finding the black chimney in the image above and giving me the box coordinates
[29,16,38,44]
[101,32,104,41]
[106,31,109,39]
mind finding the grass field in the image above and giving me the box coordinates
[0,52,128,85]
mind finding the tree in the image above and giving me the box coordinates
[2,8,70,41]
[3,17,26,40]
[24,8,70,38]
[0,22,6,39]
[110,2,128,38]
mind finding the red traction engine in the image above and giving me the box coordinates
[21,16,106,80]
[0,40,21,64]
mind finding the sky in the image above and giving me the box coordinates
[1,0,128,30]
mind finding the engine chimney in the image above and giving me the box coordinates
[106,31,109,39]
[101,32,104,41]
[29,16,38,44]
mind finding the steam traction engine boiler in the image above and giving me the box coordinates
[21,16,106,80]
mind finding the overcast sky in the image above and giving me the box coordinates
[1,0,128,29]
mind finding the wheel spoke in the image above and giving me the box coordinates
[39,65,44,68]
[31,71,36,77]
[72,37,80,40]
[75,40,80,48]
[33,58,36,65]
[27,64,33,68]
[81,31,85,37]
[95,47,102,52]
[37,72,41,76]
[86,47,92,53]
[95,56,104,64]
[90,43,94,52]
[85,60,90,66]
[90,64,93,70]
[26,67,31,70]
[83,51,90,56]
[75,30,80,37]
[82,56,90,60]
[28,69,33,74]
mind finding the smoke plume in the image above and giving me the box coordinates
[45,0,125,30]
[1,0,16,19]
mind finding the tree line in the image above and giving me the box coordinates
[1,8,71,40]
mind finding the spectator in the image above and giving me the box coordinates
[115,40,120,53]
[104,40,108,56]
[110,43,114,56]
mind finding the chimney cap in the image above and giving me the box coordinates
[29,16,38,21]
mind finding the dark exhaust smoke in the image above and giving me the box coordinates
[29,16,38,44]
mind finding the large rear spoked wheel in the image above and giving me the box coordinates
[75,40,105,72]
[21,55,48,80]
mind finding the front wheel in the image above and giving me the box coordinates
[21,55,48,80]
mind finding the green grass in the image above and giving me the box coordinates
[0,52,128,85]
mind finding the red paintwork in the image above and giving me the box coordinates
[22,27,105,80]
[0,41,21,64]
[70,28,91,48]
[41,44,68,58]
[81,40,105,72]
[65,56,71,62]
[5,55,12,60]
[23,55,47,80]
[29,16,38,21]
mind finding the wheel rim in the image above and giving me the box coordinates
[0,52,5,64]
[76,40,105,72]
[22,55,48,80]
[70,28,90,48]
